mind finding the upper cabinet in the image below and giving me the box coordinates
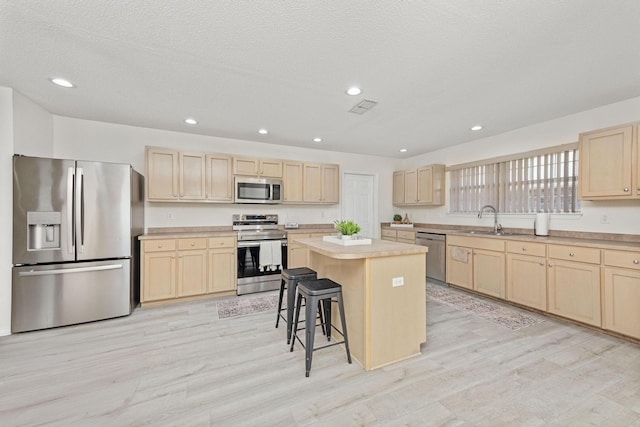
[206,154,233,202]
[233,156,283,178]
[303,163,339,204]
[579,123,639,200]
[147,147,205,201]
[283,161,304,203]
[393,164,445,206]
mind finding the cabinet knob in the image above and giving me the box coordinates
[569,252,574,257]
[634,259,639,265]
[191,243,195,246]
[157,244,162,248]
[624,188,629,192]
[539,262,544,266]
[522,247,527,251]
[548,263,553,267]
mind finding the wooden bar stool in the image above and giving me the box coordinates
[275,267,317,344]
[289,278,352,377]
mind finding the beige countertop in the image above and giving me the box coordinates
[139,230,237,240]
[297,237,428,260]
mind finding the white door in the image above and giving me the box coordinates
[342,173,377,238]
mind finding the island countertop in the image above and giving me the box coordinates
[294,237,428,260]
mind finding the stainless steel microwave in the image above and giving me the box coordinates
[234,177,283,204]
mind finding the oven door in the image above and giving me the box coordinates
[236,240,288,295]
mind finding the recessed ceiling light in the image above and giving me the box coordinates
[184,118,198,125]
[258,129,268,135]
[49,77,75,88]
[470,125,483,131]
[346,87,362,96]
[313,137,323,143]
[399,148,408,153]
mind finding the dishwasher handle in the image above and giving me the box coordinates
[416,232,446,242]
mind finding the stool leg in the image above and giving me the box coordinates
[337,292,352,364]
[275,278,286,328]
[317,301,326,336]
[323,298,332,341]
[286,278,296,344]
[290,290,303,352]
[305,295,318,377]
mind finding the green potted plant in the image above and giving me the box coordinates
[393,214,402,224]
[334,220,361,239]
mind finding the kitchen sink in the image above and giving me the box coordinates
[457,230,522,236]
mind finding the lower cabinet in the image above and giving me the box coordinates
[288,232,334,268]
[141,235,236,304]
[380,228,416,244]
[602,249,640,339]
[506,241,547,311]
[547,245,601,327]
[446,235,505,297]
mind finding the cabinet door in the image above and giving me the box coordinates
[579,125,633,199]
[321,164,340,203]
[177,249,208,297]
[474,249,505,298]
[142,251,176,301]
[283,161,303,203]
[506,253,547,310]
[147,147,179,200]
[393,171,405,205]
[259,159,283,178]
[603,267,640,339]
[446,245,473,289]
[206,154,233,202]
[287,234,311,268]
[417,166,433,204]
[548,260,601,326]
[209,248,237,293]
[404,170,418,204]
[179,152,206,200]
[233,157,259,175]
[303,163,322,202]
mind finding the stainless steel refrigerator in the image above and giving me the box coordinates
[12,155,144,333]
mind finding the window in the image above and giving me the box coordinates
[449,144,580,214]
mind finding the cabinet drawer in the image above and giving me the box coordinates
[288,233,311,242]
[208,236,236,249]
[381,229,397,238]
[397,230,416,241]
[506,241,546,257]
[144,239,176,252]
[604,249,640,270]
[178,238,207,250]
[548,245,600,264]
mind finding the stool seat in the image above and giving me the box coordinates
[290,278,351,377]
[282,267,316,280]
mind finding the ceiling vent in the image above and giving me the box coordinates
[349,99,378,115]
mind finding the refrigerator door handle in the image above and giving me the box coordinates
[76,167,85,253]
[67,166,75,254]
[17,263,124,277]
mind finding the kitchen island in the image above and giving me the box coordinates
[295,237,428,371]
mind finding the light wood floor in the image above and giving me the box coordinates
[1,286,640,426]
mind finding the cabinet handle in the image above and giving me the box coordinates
[569,252,574,257]
[623,188,629,192]
[522,247,527,251]
[539,262,544,266]
[191,243,195,246]
[634,259,639,264]
[548,263,553,267]
[157,244,163,248]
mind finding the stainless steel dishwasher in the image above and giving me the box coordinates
[415,232,446,283]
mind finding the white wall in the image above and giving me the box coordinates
[52,116,399,230]
[13,91,53,157]
[0,88,15,336]
[399,96,640,234]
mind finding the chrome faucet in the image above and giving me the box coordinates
[478,205,502,234]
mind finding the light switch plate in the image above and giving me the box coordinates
[392,277,404,287]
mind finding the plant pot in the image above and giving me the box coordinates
[340,234,356,240]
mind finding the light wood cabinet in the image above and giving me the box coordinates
[603,249,640,339]
[446,235,505,297]
[287,232,335,268]
[283,161,303,203]
[303,163,340,204]
[547,244,601,327]
[206,154,233,202]
[141,235,237,304]
[146,147,207,201]
[506,241,547,310]
[579,123,639,199]
[379,228,415,244]
[393,164,445,206]
[233,157,283,178]
[208,237,237,293]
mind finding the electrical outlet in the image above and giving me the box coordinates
[392,277,404,287]
[167,212,174,220]
[600,214,610,224]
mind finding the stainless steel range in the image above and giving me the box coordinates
[233,214,287,295]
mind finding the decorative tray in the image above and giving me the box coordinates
[322,236,372,246]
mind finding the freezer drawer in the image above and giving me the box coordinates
[12,259,131,333]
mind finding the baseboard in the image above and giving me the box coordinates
[0,329,11,337]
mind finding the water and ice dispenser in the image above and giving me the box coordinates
[27,211,61,250]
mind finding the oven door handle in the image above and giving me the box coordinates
[237,240,287,248]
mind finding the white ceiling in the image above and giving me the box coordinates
[2,1,640,158]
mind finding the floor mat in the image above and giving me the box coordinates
[217,292,279,319]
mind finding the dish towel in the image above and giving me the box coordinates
[450,246,471,263]
[259,241,282,272]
